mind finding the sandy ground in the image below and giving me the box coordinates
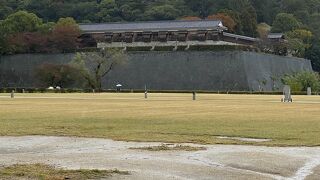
[0,136,320,180]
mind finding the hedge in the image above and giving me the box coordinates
[0,88,318,95]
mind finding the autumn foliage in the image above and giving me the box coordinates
[8,32,52,53]
[181,14,237,33]
[7,26,80,54]
[51,25,80,52]
[181,16,202,20]
[3,13,80,54]
[35,63,81,88]
[207,13,236,32]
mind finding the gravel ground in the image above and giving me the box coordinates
[1,136,320,180]
[306,165,320,180]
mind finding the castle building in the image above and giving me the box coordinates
[79,20,259,49]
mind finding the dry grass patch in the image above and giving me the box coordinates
[0,164,129,180]
[130,144,207,151]
[1,93,320,146]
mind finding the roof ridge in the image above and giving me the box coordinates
[79,19,221,26]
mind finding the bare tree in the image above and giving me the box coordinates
[71,48,127,90]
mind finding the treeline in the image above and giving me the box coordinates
[0,11,80,54]
[0,0,260,36]
[1,0,320,36]
[0,0,320,71]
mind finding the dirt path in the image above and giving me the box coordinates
[1,136,320,180]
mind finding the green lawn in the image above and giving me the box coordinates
[0,93,319,146]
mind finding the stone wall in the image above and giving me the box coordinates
[0,51,313,91]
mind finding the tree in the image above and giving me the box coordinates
[71,48,127,90]
[207,13,237,32]
[180,16,201,20]
[68,1,99,23]
[240,3,258,37]
[281,0,307,14]
[228,0,258,36]
[250,0,280,24]
[305,0,320,14]
[37,22,55,34]
[114,0,148,21]
[3,0,320,58]
[0,0,13,19]
[97,0,121,22]
[272,13,301,33]
[51,17,80,52]
[308,13,320,39]
[282,71,320,92]
[23,0,60,21]
[287,29,313,45]
[1,11,42,33]
[181,16,201,21]
[1,11,45,54]
[257,23,271,39]
[219,9,244,35]
[54,17,79,28]
[286,29,313,57]
[305,42,320,72]
[145,5,180,20]
[35,63,81,88]
[185,0,215,18]
[0,21,8,54]
[6,32,32,54]
[286,38,306,57]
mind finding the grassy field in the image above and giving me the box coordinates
[0,93,319,146]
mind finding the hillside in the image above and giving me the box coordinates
[0,0,320,71]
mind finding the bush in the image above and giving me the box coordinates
[282,71,320,92]
[0,88,318,95]
[34,63,82,88]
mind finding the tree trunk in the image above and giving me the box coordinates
[96,76,102,92]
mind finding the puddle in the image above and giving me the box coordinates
[217,136,272,142]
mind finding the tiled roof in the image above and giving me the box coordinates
[79,20,225,33]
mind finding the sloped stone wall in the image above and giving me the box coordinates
[241,52,312,91]
[0,51,313,91]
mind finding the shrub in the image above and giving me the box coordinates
[282,71,320,92]
[34,63,82,88]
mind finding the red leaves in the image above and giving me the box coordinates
[6,25,80,54]
[51,25,81,52]
[207,13,237,32]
